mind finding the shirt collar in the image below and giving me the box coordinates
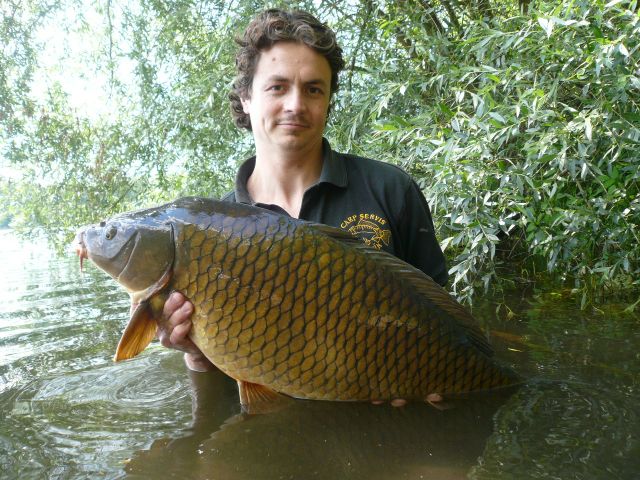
[234,138,347,205]
[317,138,348,188]
[234,156,256,204]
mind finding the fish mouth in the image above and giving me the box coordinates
[74,231,88,272]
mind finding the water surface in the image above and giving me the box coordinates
[0,230,638,479]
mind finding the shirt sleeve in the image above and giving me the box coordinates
[397,180,448,286]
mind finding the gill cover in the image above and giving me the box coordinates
[116,220,175,362]
[83,216,174,293]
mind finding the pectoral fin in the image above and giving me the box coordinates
[114,268,173,362]
[237,380,292,414]
[114,301,157,361]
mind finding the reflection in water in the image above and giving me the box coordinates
[473,381,640,479]
[125,370,508,480]
[1,230,639,479]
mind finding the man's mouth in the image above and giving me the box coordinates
[277,118,309,128]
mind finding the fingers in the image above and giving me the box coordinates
[370,398,407,407]
[162,291,192,326]
[157,291,197,354]
[184,352,216,372]
[157,292,215,372]
[425,393,443,403]
[169,317,193,346]
[371,393,446,407]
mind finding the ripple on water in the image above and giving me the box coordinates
[0,231,195,478]
[0,267,129,390]
[2,352,193,479]
[32,352,189,408]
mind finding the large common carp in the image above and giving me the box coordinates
[75,197,520,411]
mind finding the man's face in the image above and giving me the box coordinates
[241,41,332,157]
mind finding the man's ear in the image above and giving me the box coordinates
[241,96,251,115]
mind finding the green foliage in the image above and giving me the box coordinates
[0,0,43,137]
[330,0,640,303]
[1,0,639,304]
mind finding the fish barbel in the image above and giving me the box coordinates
[74,197,520,411]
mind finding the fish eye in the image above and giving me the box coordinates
[105,225,117,240]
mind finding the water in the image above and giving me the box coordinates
[0,229,638,479]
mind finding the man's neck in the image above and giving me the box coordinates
[248,142,324,218]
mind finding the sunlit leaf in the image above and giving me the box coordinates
[538,17,554,38]
[585,117,593,140]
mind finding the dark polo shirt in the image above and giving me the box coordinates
[221,139,448,286]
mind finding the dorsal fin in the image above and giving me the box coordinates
[307,221,493,358]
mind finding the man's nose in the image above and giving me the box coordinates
[283,89,305,112]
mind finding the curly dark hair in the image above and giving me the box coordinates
[229,9,345,130]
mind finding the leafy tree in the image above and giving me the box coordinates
[1,0,638,305]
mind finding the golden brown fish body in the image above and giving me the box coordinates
[75,197,519,406]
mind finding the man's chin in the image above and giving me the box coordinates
[264,130,323,152]
[275,134,310,148]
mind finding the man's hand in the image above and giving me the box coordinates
[157,291,215,372]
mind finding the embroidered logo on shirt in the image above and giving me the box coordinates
[340,213,391,250]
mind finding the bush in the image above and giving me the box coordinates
[2,0,638,305]
[329,0,640,304]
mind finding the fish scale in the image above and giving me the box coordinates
[170,201,512,400]
[75,197,520,407]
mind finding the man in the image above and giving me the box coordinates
[158,9,448,374]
